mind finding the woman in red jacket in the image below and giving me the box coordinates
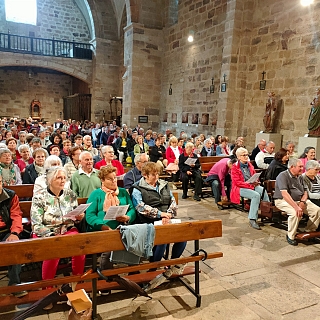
[230,147,269,230]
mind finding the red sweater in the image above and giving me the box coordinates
[230,161,256,204]
[94,159,124,176]
[0,194,23,233]
[166,146,183,164]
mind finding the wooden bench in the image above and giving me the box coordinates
[5,184,34,199]
[199,156,227,177]
[0,220,223,317]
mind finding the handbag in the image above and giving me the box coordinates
[259,187,273,219]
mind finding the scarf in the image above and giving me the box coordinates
[204,146,213,156]
[34,163,45,176]
[101,186,120,212]
[0,163,16,186]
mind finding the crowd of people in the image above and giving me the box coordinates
[1,116,320,302]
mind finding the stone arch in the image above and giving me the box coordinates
[0,55,92,84]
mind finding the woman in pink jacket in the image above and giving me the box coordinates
[230,147,269,230]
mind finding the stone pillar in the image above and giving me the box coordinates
[255,133,283,150]
[122,23,163,130]
[298,137,320,159]
[90,37,121,122]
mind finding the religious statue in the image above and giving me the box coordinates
[308,88,320,137]
[263,91,277,133]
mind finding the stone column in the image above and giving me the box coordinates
[122,23,163,130]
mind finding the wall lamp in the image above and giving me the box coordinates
[221,74,227,92]
[210,77,215,93]
[169,84,172,95]
[188,30,194,43]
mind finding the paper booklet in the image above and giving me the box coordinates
[103,205,129,220]
[64,203,92,220]
[245,172,261,184]
[66,289,92,314]
[184,157,197,166]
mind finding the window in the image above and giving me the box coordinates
[5,0,37,25]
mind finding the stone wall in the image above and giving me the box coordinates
[0,0,90,42]
[0,69,71,119]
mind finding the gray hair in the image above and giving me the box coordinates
[79,151,92,161]
[18,144,30,153]
[285,141,295,147]
[236,147,248,158]
[0,148,11,157]
[305,160,320,171]
[288,157,301,168]
[83,135,91,140]
[101,145,113,155]
[44,155,62,169]
[204,139,212,145]
[134,153,149,165]
[18,131,27,137]
[45,166,67,186]
[0,143,7,149]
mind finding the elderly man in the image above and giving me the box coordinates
[123,153,149,189]
[274,158,320,246]
[206,157,236,204]
[250,139,266,161]
[70,151,101,198]
[255,141,275,169]
[0,175,27,297]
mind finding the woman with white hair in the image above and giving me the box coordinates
[31,167,85,309]
[302,160,320,207]
[15,144,33,174]
[94,145,124,175]
[33,155,70,195]
[230,147,270,230]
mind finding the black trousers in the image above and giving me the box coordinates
[181,170,202,196]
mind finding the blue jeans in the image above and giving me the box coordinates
[240,185,269,220]
[1,232,22,285]
[150,242,187,262]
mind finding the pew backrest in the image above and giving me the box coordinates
[5,184,34,199]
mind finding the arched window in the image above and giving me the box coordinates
[5,0,37,25]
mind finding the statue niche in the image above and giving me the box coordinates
[30,100,41,120]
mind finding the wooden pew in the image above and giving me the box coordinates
[0,220,223,313]
[5,184,34,199]
[199,156,228,177]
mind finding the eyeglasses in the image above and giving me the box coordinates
[241,154,249,157]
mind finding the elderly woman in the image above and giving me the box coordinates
[133,135,149,155]
[265,148,289,180]
[46,132,62,151]
[94,145,124,175]
[302,160,320,207]
[200,138,215,157]
[64,145,82,179]
[0,149,22,186]
[299,146,316,172]
[23,148,47,184]
[286,141,298,158]
[6,138,20,162]
[33,155,70,195]
[179,142,202,201]
[31,167,85,288]
[230,147,270,230]
[131,162,186,262]
[15,145,33,174]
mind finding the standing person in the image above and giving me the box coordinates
[230,147,270,230]
[94,145,124,176]
[179,142,202,201]
[64,146,82,179]
[0,149,22,186]
[31,167,85,310]
[23,148,47,184]
[92,123,101,148]
[0,176,27,297]
[274,158,320,245]
[71,151,101,198]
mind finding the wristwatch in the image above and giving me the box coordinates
[11,232,20,237]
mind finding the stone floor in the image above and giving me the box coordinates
[2,189,320,320]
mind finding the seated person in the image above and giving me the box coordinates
[302,160,320,207]
[286,141,298,158]
[15,144,34,175]
[200,138,215,157]
[0,176,27,297]
[249,139,266,162]
[299,146,316,172]
[131,162,186,262]
[179,142,202,201]
[215,136,231,156]
[149,137,166,173]
[94,145,124,176]
[31,167,85,292]
[165,136,182,182]
[230,147,270,230]
[206,157,236,204]
[265,148,289,180]
[85,165,136,269]
[23,148,47,184]
[0,148,22,186]
[274,158,320,246]
[255,141,275,169]
[123,153,149,189]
